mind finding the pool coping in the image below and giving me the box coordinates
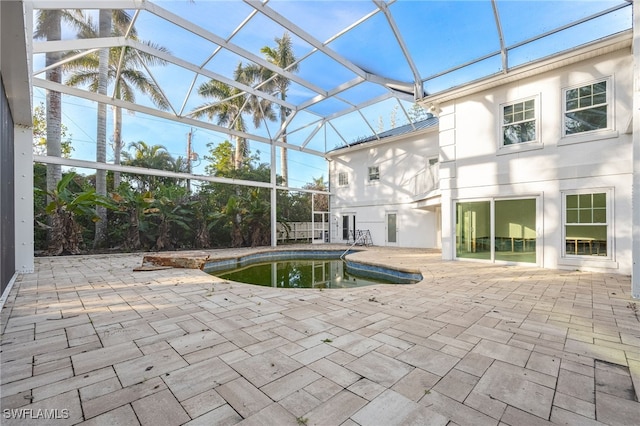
[203,249,424,284]
[136,247,424,284]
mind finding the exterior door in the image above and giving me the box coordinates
[494,198,537,263]
[386,212,398,245]
[342,214,356,242]
[456,201,490,260]
[455,198,537,264]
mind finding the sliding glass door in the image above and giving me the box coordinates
[494,199,536,263]
[456,201,491,260]
[456,198,537,264]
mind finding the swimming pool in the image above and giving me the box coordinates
[204,250,422,288]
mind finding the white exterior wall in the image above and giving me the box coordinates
[440,47,633,274]
[329,129,440,248]
[328,43,634,276]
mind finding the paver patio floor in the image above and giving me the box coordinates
[1,245,639,425]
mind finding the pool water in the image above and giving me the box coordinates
[216,258,399,289]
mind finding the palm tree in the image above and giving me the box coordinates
[192,63,275,170]
[34,9,93,246]
[94,9,111,247]
[64,9,170,248]
[245,32,298,186]
[121,141,176,192]
[65,11,170,190]
[34,10,64,201]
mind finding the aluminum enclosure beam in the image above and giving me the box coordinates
[34,155,331,196]
[33,37,298,113]
[32,77,326,158]
[632,0,640,298]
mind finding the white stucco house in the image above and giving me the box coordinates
[328,33,634,276]
[328,117,442,249]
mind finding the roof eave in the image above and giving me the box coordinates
[326,121,439,158]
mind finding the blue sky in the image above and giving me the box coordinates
[32,0,632,187]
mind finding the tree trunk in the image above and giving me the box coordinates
[94,10,111,248]
[113,106,122,188]
[231,225,243,248]
[125,208,141,250]
[279,104,288,186]
[234,136,248,171]
[45,11,62,244]
[195,221,210,249]
[48,209,83,255]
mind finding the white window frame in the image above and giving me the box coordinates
[561,188,613,261]
[453,195,541,266]
[368,165,380,182]
[338,171,349,187]
[561,77,613,139]
[499,95,540,148]
[496,95,542,155]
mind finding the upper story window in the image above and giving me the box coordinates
[368,166,380,182]
[501,97,537,146]
[563,78,609,136]
[338,171,349,186]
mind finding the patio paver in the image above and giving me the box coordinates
[1,245,639,425]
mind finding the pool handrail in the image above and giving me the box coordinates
[340,232,367,260]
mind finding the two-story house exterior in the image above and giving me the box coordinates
[327,118,441,248]
[328,33,634,276]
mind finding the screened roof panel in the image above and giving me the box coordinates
[30,0,633,164]
[282,119,319,146]
[336,82,389,106]
[160,0,255,41]
[134,10,221,65]
[232,9,308,56]
[393,0,501,79]
[423,53,504,95]
[295,50,360,93]
[327,11,414,82]
[201,48,259,80]
[304,96,353,117]
[357,97,408,135]
[268,0,377,43]
[507,7,633,69]
[496,0,627,46]
[278,80,322,108]
[329,113,373,146]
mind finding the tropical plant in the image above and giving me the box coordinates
[121,141,178,192]
[109,184,154,250]
[304,176,329,212]
[62,9,169,248]
[204,140,237,177]
[189,193,213,249]
[145,186,192,250]
[243,188,271,247]
[219,196,245,248]
[35,172,113,255]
